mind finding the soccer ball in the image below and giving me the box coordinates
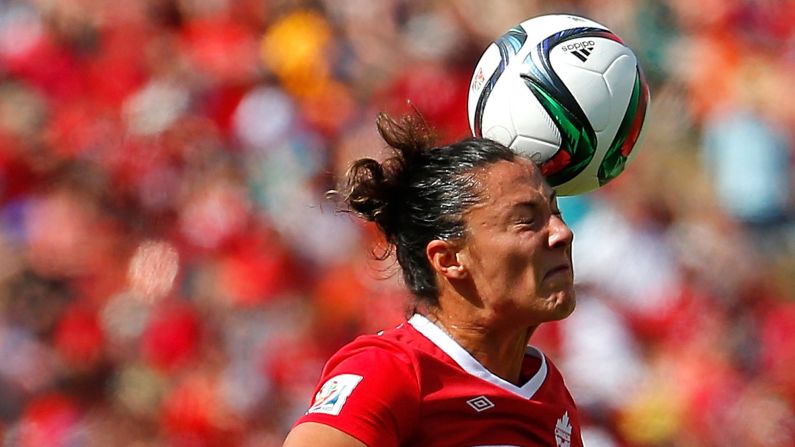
[468,14,650,195]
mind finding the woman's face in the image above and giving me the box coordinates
[457,159,575,327]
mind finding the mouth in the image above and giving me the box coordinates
[544,264,571,280]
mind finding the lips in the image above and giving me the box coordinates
[544,264,571,280]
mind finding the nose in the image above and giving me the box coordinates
[548,213,574,248]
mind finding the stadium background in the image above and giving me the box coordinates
[0,0,793,445]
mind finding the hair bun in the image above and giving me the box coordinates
[339,112,436,240]
[344,157,398,227]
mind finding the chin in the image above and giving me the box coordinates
[550,288,577,320]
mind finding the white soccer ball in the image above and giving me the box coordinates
[468,14,650,195]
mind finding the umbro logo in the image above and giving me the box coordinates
[560,40,596,62]
[466,396,495,412]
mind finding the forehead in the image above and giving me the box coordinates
[471,159,550,208]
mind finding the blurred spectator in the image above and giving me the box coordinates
[701,54,794,262]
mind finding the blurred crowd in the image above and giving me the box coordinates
[0,0,793,446]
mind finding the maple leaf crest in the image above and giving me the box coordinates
[555,411,572,447]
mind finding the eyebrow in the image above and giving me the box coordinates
[512,192,557,211]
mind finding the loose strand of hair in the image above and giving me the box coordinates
[375,107,437,158]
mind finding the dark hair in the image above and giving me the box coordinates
[337,112,517,306]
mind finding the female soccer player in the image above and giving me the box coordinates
[283,112,580,447]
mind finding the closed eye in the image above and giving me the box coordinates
[511,216,536,231]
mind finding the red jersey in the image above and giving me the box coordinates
[295,314,582,447]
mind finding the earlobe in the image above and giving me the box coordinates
[447,265,467,279]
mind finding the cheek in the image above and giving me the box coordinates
[464,235,542,296]
[504,236,542,275]
[490,247,542,293]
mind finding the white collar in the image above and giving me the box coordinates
[408,314,548,399]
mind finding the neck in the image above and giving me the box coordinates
[426,311,536,385]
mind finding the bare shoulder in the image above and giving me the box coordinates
[283,422,368,447]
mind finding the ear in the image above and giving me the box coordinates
[426,239,467,280]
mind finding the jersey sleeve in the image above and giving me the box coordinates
[293,337,420,447]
